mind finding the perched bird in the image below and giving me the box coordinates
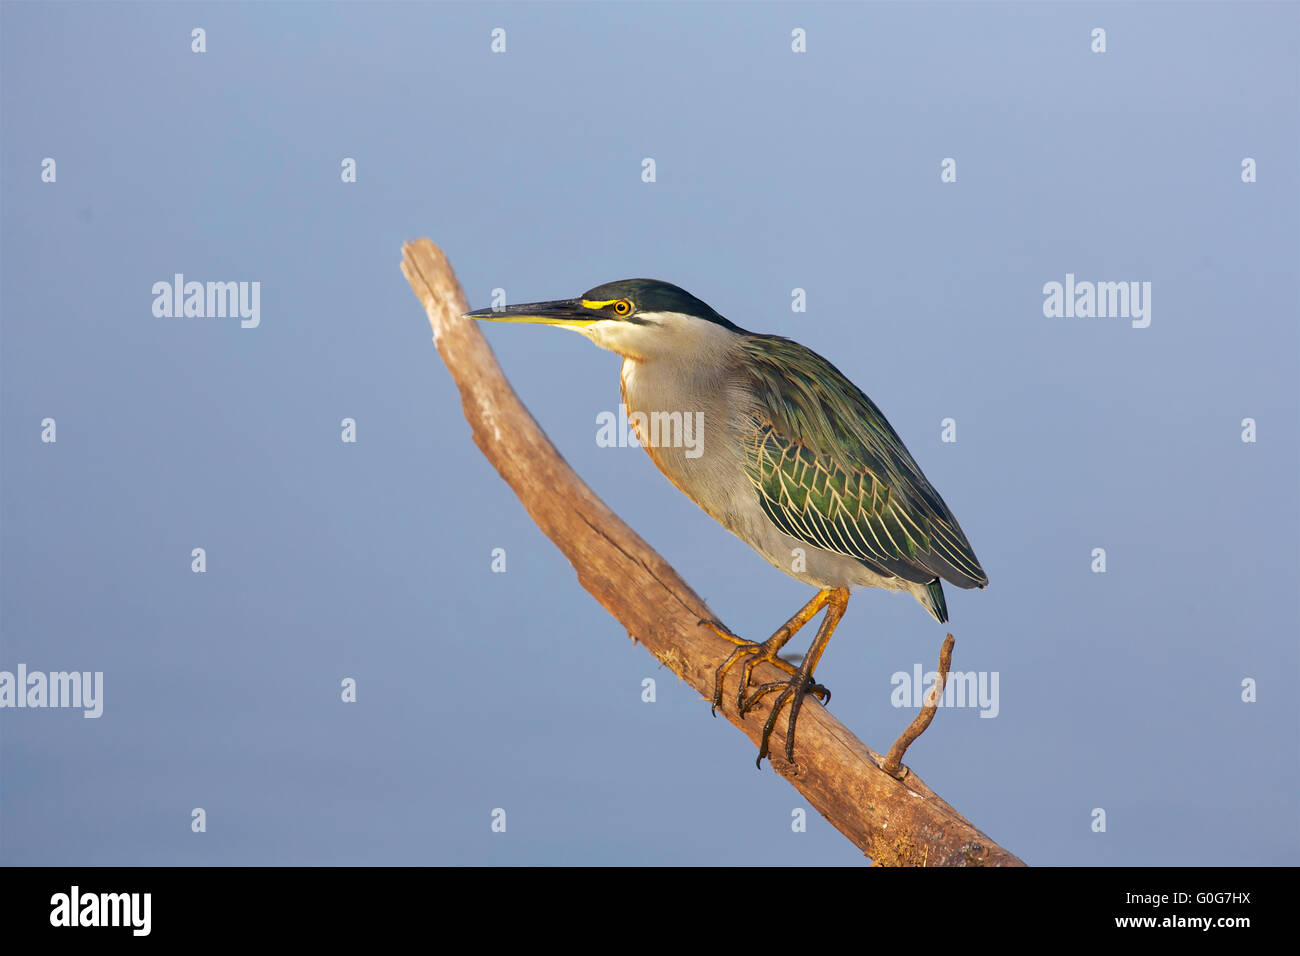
[465,280,987,765]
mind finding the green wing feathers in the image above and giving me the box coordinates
[738,335,988,591]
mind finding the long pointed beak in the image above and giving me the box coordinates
[463,298,597,327]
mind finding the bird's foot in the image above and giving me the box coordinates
[741,671,830,767]
[710,632,830,718]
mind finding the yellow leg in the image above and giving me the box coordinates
[743,587,849,765]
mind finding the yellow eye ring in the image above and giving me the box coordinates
[613,299,632,316]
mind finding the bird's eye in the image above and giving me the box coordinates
[613,299,632,316]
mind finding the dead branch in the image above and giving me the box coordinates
[883,634,957,779]
[400,238,1024,867]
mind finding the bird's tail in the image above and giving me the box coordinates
[917,578,948,624]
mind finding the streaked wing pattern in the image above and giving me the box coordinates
[738,335,987,590]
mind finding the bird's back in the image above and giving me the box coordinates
[735,334,988,593]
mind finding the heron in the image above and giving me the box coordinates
[465,279,987,765]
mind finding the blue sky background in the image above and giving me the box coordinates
[2,1,1296,866]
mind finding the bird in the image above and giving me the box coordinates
[464,279,987,765]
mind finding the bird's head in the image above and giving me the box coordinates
[463,278,745,360]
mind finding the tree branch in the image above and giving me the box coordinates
[883,634,957,779]
[401,238,1024,867]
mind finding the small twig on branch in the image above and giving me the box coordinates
[401,238,1023,867]
[883,634,956,780]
